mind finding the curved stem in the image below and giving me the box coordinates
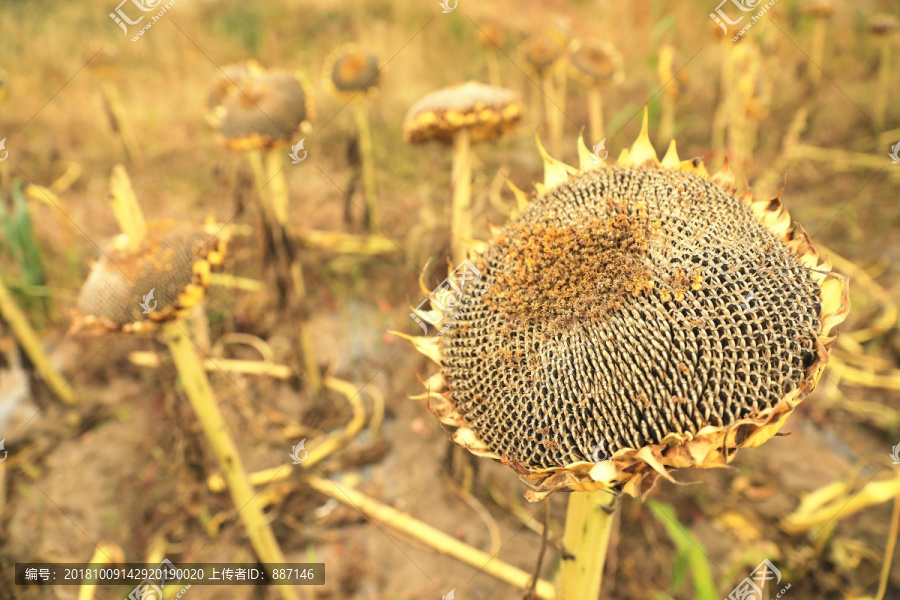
[558,491,616,599]
[451,127,472,265]
[354,102,378,231]
[163,320,302,600]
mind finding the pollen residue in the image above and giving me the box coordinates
[486,198,660,331]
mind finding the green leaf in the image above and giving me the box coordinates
[648,500,718,600]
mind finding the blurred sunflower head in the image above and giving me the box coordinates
[207,62,313,152]
[76,220,227,333]
[523,33,566,75]
[402,81,523,145]
[407,113,849,500]
[570,41,623,89]
[323,45,380,102]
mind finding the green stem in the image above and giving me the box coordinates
[162,320,301,600]
[451,127,472,265]
[558,491,616,599]
[354,103,377,232]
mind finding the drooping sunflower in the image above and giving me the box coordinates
[76,219,227,333]
[408,112,850,502]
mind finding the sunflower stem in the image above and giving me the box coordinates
[809,18,827,87]
[451,126,472,265]
[162,320,302,600]
[247,149,276,227]
[99,80,143,166]
[559,491,616,599]
[875,37,892,150]
[487,51,501,86]
[307,475,557,599]
[258,150,322,393]
[659,94,675,147]
[265,150,291,227]
[354,102,378,232]
[290,261,323,393]
[109,164,145,250]
[541,74,561,156]
[553,60,568,156]
[587,87,605,144]
[0,278,75,404]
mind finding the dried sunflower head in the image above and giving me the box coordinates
[523,33,566,75]
[207,63,312,151]
[323,45,380,101]
[570,41,624,89]
[803,0,835,18]
[869,14,898,36]
[478,24,506,51]
[76,220,227,333]
[408,114,849,500]
[402,81,523,145]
